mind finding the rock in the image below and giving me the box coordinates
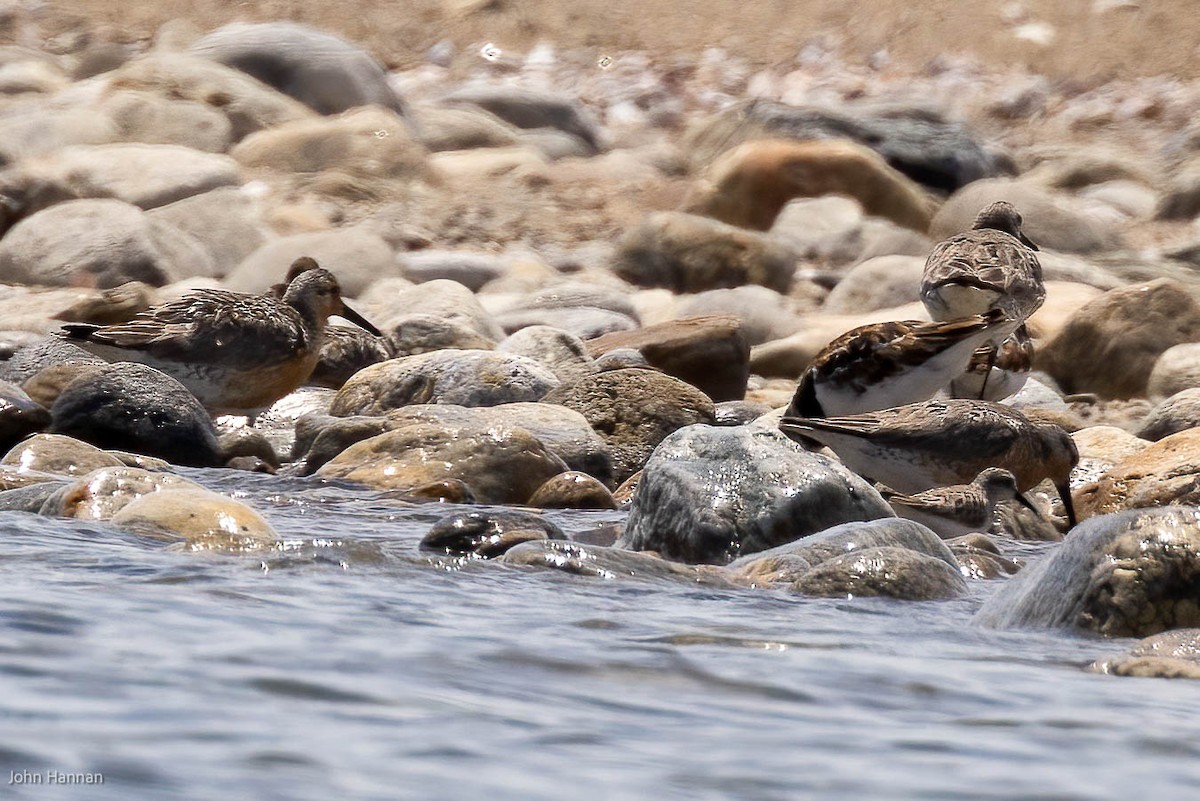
[364,278,504,339]
[714,400,773,426]
[111,487,279,552]
[0,480,72,512]
[821,255,925,314]
[931,179,1121,254]
[949,534,1022,580]
[792,546,968,600]
[1092,629,1200,678]
[1079,180,1157,221]
[595,348,652,372]
[191,22,406,116]
[225,228,400,297]
[685,138,934,232]
[611,211,796,293]
[106,53,316,140]
[496,326,597,386]
[145,187,268,276]
[42,466,201,520]
[1073,425,1151,465]
[217,427,280,469]
[1156,160,1200,220]
[1038,279,1200,398]
[440,86,600,153]
[502,540,733,585]
[411,104,520,152]
[97,89,233,153]
[515,281,641,320]
[1136,389,1200,441]
[330,350,559,414]
[315,420,567,504]
[0,380,49,451]
[1,433,124,476]
[495,307,638,340]
[399,249,509,290]
[674,286,803,346]
[685,99,1000,192]
[385,315,496,357]
[1148,343,1200,399]
[974,507,1200,636]
[420,509,565,558]
[528,471,617,509]
[4,143,240,212]
[0,199,213,287]
[429,145,547,179]
[0,337,102,385]
[50,363,222,467]
[19,361,102,411]
[542,368,716,484]
[52,282,158,326]
[292,414,389,473]
[584,315,749,402]
[231,106,428,180]
[0,101,118,165]
[621,424,895,563]
[1025,281,1106,342]
[1079,428,1200,517]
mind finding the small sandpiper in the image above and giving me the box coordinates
[60,261,380,417]
[922,201,1044,397]
[880,467,1036,539]
[779,399,1078,527]
[788,308,1007,418]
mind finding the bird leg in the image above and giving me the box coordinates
[977,344,998,399]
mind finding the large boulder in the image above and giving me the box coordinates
[542,368,716,483]
[974,507,1200,636]
[49,363,222,467]
[1038,279,1200,399]
[585,316,749,402]
[621,424,895,563]
[685,138,934,232]
[0,199,214,287]
[191,22,407,116]
[330,350,560,415]
[611,211,796,293]
[224,228,399,297]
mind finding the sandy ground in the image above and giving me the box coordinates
[50,0,1200,81]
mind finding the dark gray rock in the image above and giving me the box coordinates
[0,379,50,451]
[50,363,221,467]
[0,481,70,513]
[0,337,102,385]
[440,87,601,153]
[496,325,598,386]
[621,424,895,564]
[502,540,735,585]
[421,509,565,559]
[791,546,968,600]
[974,507,1200,636]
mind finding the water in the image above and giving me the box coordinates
[2,470,1199,800]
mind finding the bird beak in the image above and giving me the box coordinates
[338,302,382,336]
[1014,492,1039,514]
[1056,481,1077,529]
[1018,231,1039,251]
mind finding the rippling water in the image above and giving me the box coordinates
[2,470,1199,800]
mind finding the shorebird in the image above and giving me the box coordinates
[788,308,1007,418]
[921,201,1044,397]
[59,262,380,416]
[880,467,1037,539]
[779,399,1078,527]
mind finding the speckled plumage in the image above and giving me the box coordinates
[881,467,1028,539]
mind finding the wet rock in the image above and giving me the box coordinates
[496,326,598,386]
[308,326,391,389]
[622,425,895,564]
[674,286,804,346]
[421,509,565,558]
[50,363,222,467]
[41,466,201,520]
[585,315,750,402]
[364,278,505,339]
[974,507,1200,636]
[1078,428,1200,517]
[502,540,733,585]
[402,478,476,504]
[440,86,600,153]
[225,228,399,297]
[292,414,389,472]
[331,350,559,414]
[528,471,617,509]
[542,368,716,484]
[217,428,280,469]
[385,314,496,358]
[1039,280,1200,399]
[495,307,638,340]
[231,106,427,180]
[931,178,1121,254]
[105,53,316,140]
[111,487,279,552]
[0,338,102,386]
[191,22,407,116]
[792,546,968,600]
[821,255,925,314]
[1092,629,1200,678]
[686,99,999,192]
[613,471,641,508]
[1136,389,1200,441]
[0,464,60,491]
[0,480,71,512]
[0,380,49,451]
[611,211,796,294]
[948,534,1023,580]
[21,364,107,409]
[145,187,269,276]
[714,400,773,426]
[1,433,124,476]
[0,199,213,287]
[315,420,567,504]
[686,138,934,232]
[1148,343,1200,399]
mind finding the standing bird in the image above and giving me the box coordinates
[779,399,1078,528]
[921,201,1044,398]
[788,308,1007,418]
[59,263,380,417]
[879,467,1037,539]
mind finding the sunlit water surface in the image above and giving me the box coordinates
[2,469,1198,800]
